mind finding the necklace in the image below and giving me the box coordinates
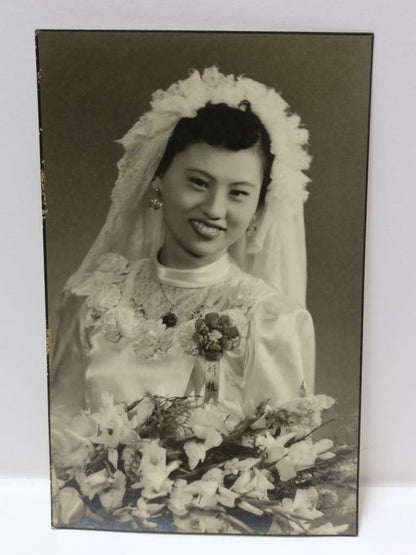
[158,282,214,328]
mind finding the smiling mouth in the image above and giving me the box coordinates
[189,219,226,239]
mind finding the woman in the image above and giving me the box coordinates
[50,67,315,419]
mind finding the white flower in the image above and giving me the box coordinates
[76,468,110,500]
[201,467,224,484]
[255,432,296,464]
[50,411,96,470]
[312,394,336,411]
[208,330,222,342]
[93,392,139,449]
[168,480,194,516]
[175,320,199,356]
[101,306,145,342]
[51,467,66,526]
[131,498,164,529]
[287,439,317,471]
[133,319,174,359]
[189,404,228,450]
[101,308,122,342]
[222,307,249,335]
[75,467,126,509]
[275,457,297,482]
[231,467,274,500]
[184,440,206,470]
[99,470,126,509]
[220,398,256,421]
[118,307,145,338]
[51,467,65,498]
[217,486,239,508]
[223,457,260,476]
[88,282,122,317]
[188,479,219,509]
[129,397,155,427]
[309,522,349,535]
[280,487,323,521]
[56,487,85,525]
[95,253,129,278]
[138,440,180,499]
[169,478,223,518]
[314,438,335,460]
[173,511,232,534]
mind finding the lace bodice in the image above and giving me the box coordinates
[127,257,261,323]
[51,252,315,416]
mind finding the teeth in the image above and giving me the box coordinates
[191,220,223,238]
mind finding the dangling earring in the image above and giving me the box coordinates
[148,178,162,210]
[246,216,257,237]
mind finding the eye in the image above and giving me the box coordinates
[230,189,250,199]
[190,177,209,188]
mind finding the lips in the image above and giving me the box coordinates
[189,219,226,239]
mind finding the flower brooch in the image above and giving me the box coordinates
[192,312,240,361]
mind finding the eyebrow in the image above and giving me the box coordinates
[186,168,257,188]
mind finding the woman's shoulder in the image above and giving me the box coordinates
[226,259,303,316]
[62,253,152,307]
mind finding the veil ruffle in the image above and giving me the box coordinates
[66,66,311,306]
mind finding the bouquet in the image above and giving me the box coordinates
[50,391,357,535]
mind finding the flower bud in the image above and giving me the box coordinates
[204,312,219,328]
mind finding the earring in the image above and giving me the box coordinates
[246,217,257,237]
[148,178,162,210]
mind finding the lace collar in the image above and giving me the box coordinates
[155,253,233,288]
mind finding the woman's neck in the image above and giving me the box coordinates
[158,242,227,270]
[155,251,233,288]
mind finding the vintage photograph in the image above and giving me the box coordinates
[36,31,373,535]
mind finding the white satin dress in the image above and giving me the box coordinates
[50,253,315,417]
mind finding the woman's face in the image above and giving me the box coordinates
[158,141,264,268]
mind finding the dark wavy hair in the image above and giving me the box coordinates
[156,101,274,206]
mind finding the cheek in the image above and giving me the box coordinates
[163,183,198,214]
[227,202,257,231]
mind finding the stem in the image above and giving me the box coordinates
[176,461,225,480]
[222,513,255,534]
[289,418,336,445]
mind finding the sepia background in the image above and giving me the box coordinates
[37,31,372,419]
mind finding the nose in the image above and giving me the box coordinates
[200,186,227,221]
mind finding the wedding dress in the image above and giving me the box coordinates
[50,252,315,417]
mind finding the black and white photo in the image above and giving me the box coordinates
[36,31,373,536]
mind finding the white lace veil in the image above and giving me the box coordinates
[66,67,311,307]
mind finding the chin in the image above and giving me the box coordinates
[183,242,227,261]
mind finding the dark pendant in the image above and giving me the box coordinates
[161,311,178,328]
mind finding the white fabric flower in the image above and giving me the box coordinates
[133,320,174,359]
[101,308,122,342]
[95,253,129,275]
[175,320,199,356]
[101,306,145,342]
[88,282,122,317]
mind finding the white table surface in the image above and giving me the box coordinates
[1,479,414,554]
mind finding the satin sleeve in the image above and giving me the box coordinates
[242,292,315,405]
[49,290,89,417]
